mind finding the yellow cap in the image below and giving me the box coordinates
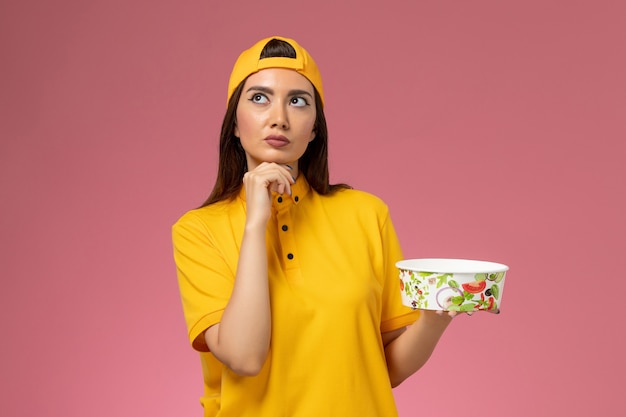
[227,36,324,107]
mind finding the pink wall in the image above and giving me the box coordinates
[1,1,624,416]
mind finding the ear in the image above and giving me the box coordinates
[234,123,240,138]
[309,130,315,142]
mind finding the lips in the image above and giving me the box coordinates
[265,135,289,148]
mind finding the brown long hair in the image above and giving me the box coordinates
[200,39,350,207]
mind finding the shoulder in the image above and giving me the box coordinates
[313,188,392,229]
[172,198,241,235]
[323,188,390,214]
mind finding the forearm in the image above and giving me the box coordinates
[206,222,271,375]
[384,311,453,387]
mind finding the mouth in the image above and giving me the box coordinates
[264,135,290,148]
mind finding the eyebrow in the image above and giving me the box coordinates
[245,86,314,98]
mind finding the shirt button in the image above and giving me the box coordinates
[282,225,288,231]
[277,196,283,203]
[294,196,299,202]
[287,253,294,260]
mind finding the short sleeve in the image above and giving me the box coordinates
[378,210,420,333]
[172,211,236,351]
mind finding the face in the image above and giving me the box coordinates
[234,68,317,173]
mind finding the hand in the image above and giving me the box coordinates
[242,162,295,225]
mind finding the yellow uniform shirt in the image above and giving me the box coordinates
[172,177,419,417]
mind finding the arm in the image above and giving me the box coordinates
[383,311,454,387]
[204,220,270,375]
[205,162,294,376]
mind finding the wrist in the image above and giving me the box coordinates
[244,217,269,232]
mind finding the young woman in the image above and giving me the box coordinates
[172,36,456,417]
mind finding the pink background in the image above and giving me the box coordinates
[1,1,624,416]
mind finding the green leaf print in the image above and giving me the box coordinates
[436,274,450,288]
[460,303,476,312]
[451,295,464,306]
[405,283,413,297]
[490,284,500,299]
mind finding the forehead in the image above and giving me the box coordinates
[243,68,315,93]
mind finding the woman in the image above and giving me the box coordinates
[172,36,455,417]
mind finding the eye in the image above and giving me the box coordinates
[250,93,268,104]
[290,96,308,107]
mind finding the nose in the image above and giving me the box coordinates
[270,103,289,130]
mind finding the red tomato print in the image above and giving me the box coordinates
[462,281,487,294]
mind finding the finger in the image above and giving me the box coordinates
[436,310,455,318]
[281,165,296,186]
[270,181,287,195]
[259,161,294,179]
[264,163,296,189]
[268,176,291,195]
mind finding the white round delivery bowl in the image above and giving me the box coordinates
[396,258,509,313]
